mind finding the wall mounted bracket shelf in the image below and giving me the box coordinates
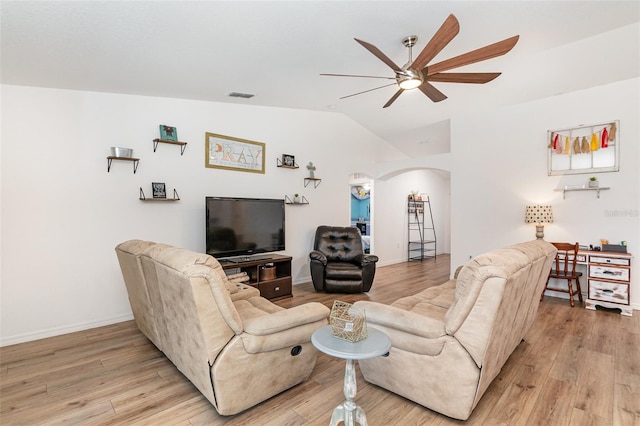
[139,188,180,201]
[285,195,309,205]
[153,138,187,155]
[107,156,140,173]
[554,187,610,199]
[304,178,321,188]
[276,158,299,169]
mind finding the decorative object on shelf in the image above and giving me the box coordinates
[307,161,316,178]
[152,182,166,198]
[547,120,619,176]
[285,194,309,205]
[110,147,133,158]
[407,190,420,201]
[330,301,367,343]
[524,205,553,240]
[159,125,178,141]
[205,132,265,174]
[588,176,599,188]
[278,154,297,168]
[139,187,180,201]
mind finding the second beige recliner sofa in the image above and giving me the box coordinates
[354,240,556,420]
[115,239,330,416]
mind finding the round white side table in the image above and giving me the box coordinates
[311,325,391,426]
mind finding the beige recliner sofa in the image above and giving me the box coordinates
[354,240,556,420]
[115,240,330,415]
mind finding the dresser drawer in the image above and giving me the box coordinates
[589,256,630,266]
[589,265,629,282]
[588,280,629,305]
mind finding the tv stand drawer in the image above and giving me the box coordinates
[260,278,292,300]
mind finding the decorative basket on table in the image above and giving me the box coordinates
[330,300,367,342]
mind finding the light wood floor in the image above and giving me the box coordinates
[1,255,639,425]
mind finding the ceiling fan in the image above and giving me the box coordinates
[321,14,519,108]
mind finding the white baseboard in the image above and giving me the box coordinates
[0,313,134,347]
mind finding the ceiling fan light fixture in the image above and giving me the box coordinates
[397,70,423,90]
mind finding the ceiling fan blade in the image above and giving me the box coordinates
[321,73,396,80]
[427,72,501,84]
[426,35,520,75]
[383,89,404,108]
[411,14,460,70]
[419,82,448,102]
[354,38,403,73]
[340,83,398,100]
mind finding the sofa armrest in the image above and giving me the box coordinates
[241,302,330,353]
[230,285,260,301]
[354,301,447,339]
[243,302,329,336]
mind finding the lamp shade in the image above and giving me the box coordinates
[524,205,554,224]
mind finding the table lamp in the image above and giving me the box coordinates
[525,205,553,240]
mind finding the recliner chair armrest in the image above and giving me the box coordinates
[354,254,379,266]
[309,250,327,265]
[243,302,329,336]
[354,301,446,339]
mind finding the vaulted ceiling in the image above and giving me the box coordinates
[2,1,639,156]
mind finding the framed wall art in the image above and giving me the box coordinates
[547,120,619,176]
[159,125,178,141]
[152,182,166,198]
[205,132,265,174]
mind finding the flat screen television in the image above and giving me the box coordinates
[206,197,285,259]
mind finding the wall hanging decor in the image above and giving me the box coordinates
[547,120,619,175]
[205,132,265,174]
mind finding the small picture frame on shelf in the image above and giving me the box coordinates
[152,182,166,198]
[282,154,295,167]
[159,125,178,141]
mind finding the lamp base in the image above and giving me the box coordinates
[535,225,545,240]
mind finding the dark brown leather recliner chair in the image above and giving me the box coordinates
[309,225,379,293]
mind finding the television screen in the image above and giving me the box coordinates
[206,197,285,259]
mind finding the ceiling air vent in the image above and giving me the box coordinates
[228,92,255,99]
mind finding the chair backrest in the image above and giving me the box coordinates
[314,225,363,263]
[549,242,580,278]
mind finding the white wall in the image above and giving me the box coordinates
[0,85,407,345]
[451,78,640,309]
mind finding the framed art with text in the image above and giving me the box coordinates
[205,132,265,174]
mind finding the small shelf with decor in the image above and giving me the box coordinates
[285,195,309,205]
[139,187,180,201]
[153,138,187,155]
[107,156,140,173]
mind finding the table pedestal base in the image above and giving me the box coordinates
[329,359,367,426]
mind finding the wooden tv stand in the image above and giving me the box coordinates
[219,254,292,300]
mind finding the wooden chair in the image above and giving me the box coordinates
[541,242,583,307]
